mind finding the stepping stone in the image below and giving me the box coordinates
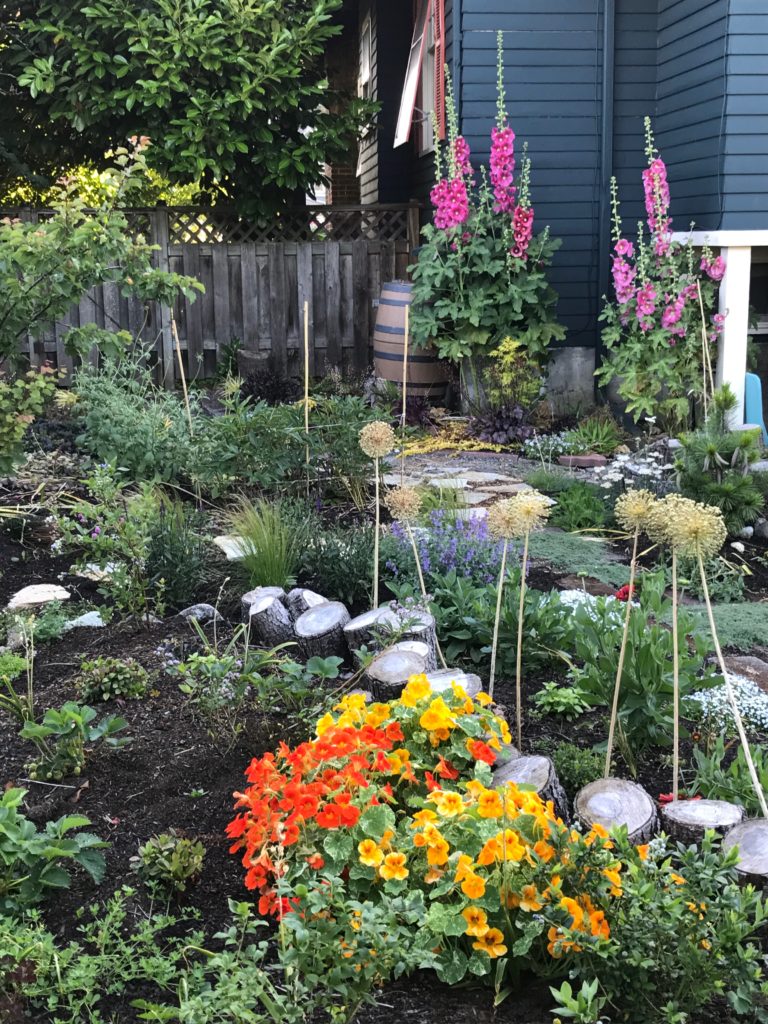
[76,562,118,581]
[427,477,469,489]
[460,471,514,483]
[461,491,495,505]
[724,655,768,693]
[558,454,608,469]
[484,483,533,494]
[213,535,247,560]
[7,584,70,610]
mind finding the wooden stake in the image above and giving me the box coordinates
[698,552,768,818]
[170,312,193,435]
[401,304,409,486]
[671,549,680,800]
[697,280,716,415]
[303,300,310,480]
[488,539,508,701]
[373,456,381,607]
[405,521,448,670]
[515,532,529,750]
[605,529,639,777]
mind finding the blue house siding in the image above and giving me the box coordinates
[459,2,604,347]
[721,0,768,228]
[654,0,727,229]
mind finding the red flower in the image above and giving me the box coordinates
[468,740,496,766]
[436,756,459,780]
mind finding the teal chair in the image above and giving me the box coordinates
[744,373,768,446]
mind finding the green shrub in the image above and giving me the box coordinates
[563,414,623,456]
[146,501,214,611]
[131,831,206,895]
[75,657,149,702]
[690,736,768,815]
[677,555,746,604]
[532,681,589,721]
[549,742,604,797]
[0,368,59,473]
[0,787,106,916]
[550,482,608,531]
[299,524,374,610]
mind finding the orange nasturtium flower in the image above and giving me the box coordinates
[462,906,489,937]
[434,792,465,817]
[518,884,544,913]
[454,854,475,882]
[637,844,650,861]
[472,927,508,958]
[461,873,486,899]
[560,896,585,930]
[424,865,444,883]
[477,790,503,818]
[358,839,384,868]
[427,839,450,866]
[380,851,409,881]
[467,738,496,765]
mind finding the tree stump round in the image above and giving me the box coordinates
[392,639,437,672]
[424,669,482,699]
[246,595,295,649]
[493,754,568,820]
[661,799,745,846]
[286,588,327,621]
[722,819,768,886]
[343,607,400,657]
[574,778,658,844]
[241,586,286,622]
[397,610,439,665]
[294,601,351,661]
[364,648,428,700]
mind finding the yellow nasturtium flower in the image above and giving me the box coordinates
[358,839,384,868]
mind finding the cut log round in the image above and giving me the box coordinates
[493,754,568,820]
[246,595,295,649]
[343,607,400,657]
[286,588,327,621]
[393,639,437,672]
[574,778,658,844]
[241,586,286,622]
[424,669,482,699]
[722,819,768,886]
[365,649,428,700]
[397,610,439,664]
[661,799,745,846]
[295,601,351,661]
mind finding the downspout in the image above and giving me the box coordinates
[595,0,615,400]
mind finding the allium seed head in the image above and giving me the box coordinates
[488,490,550,539]
[359,420,396,459]
[384,486,423,523]
[663,496,726,558]
[614,489,657,533]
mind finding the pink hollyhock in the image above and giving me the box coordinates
[490,125,516,213]
[431,176,469,230]
[635,282,657,330]
[643,156,672,254]
[701,255,725,281]
[453,136,473,178]
[612,256,636,306]
[614,238,634,258]
[510,204,534,260]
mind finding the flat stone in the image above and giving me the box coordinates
[483,482,533,494]
[177,603,222,624]
[427,477,469,489]
[7,584,70,610]
[382,474,422,488]
[213,535,248,560]
[461,491,495,505]
[64,610,106,630]
[557,454,608,469]
[558,575,617,597]
[460,471,517,484]
[754,461,768,474]
[667,438,683,451]
[724,655,768,693]
[738,526,755,540]
[76,562,118,581]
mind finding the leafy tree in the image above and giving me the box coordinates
[0,0,372,211]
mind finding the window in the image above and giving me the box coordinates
[394,0,445,151]
[356,14,373,178]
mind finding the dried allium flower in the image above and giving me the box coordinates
[645,493,695,546]
[488,490,551,539]
[384,486,422,522]
[664,497,726,559]
[614,488,657,533]
[359,420,395,458]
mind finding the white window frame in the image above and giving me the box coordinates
[394,0,430,148]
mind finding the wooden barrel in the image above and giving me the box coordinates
[373,281,449,400]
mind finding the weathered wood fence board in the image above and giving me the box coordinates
[11,204,418,386]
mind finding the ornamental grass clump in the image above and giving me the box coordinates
[359,421,395,607]
[487,490,550,742]
[604,489,657,778]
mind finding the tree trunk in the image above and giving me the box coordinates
[343,607,400,657]
[241,586,286,622]
[246,595,295,649]
[661,799,745,846]
[286,588,328,621]
[295,601,351,661]
[722,819,768,886]
[574,778,658,844]
[424,669,482,699]
[493,754,568,820]
[364,648,428,700]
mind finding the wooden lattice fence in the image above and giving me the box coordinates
[12,204,420,386]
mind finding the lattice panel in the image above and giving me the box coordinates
[167,205,411,244]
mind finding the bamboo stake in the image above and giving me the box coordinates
[697,281,716,412]
[698,552,768,818]
[170,312,193,435]
[671,549,680,800]
[515,532,530,751]
[405,521,448,670]
[401,304,409,486]
[488,539,508,701]
[604,529,639,777]
[303,300,310,485]
[373,457,381,607]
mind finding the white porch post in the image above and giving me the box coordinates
[716,245,752,428]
